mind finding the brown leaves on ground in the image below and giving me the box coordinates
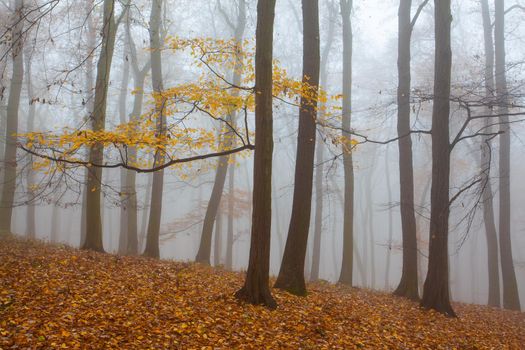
[0,236,523,349]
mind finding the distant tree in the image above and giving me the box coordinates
[195,0,247,264]
[420,0,455,317]
[274,0,321,296]
[494,0,520,311]
[338,0,354,286]
[479,0,500,308]
[0,0,24,236]
[235,0,277,308]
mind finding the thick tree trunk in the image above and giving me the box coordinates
[196,0,246,264]
[143,0,167,259]
[480,0,500,308]
[0,0,24,236]
[82,0,118,252]
[235,0,277,308]
[420,0,455,317]
[394,0,419,301]
[274,0,320,296]
[494,0,520,311]
[338,0,355,286]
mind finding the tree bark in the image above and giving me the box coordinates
[480,0,501,308]
[338,0,355,286]
[235,0,277,308]
[225,158,235,270]
[394,0,419,301]
[494,0,521,311]
[420,0,455,317]
[0,0,24,236]
[82,0,118,252]
[143,0,167,258]
[213,207,222,266]
[274,0,320,296]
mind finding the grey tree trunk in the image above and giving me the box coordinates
[213,207,222,266]
[235,0,277,308]
[494,0,521,311]
[338,0,355,286]
[225,157,235,270]
[480,0,501,308]
[394,0,420,301]
[420,0,455,317]
[195,0,246,264]
[0,0,24,235]
[384,145,394,290]
[24,43,36,239]
[310,1,336,282]
[274,0,321,296]
[83,0,118,252]
[143,0,167,258]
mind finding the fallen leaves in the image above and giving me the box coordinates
[0,236,524,349]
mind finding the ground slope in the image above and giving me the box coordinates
[0,236,523,349]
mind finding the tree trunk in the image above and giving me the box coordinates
[143,0,167,259]
[0,0,24,236]
[235,0,277,308]
[310,1,336,282]
[50,202,60,243]
[480,0,501,308]
[80,0,96,247]
[195,0,246,264]
[82,0,118,252]
[274,0,320,296]
[213,207,222,266]
[338,0,355,286]
[225,158,235,270]
[118,36,131,255]
[394,0,419,301]
[494,0,520,311]
[420,0,455,317]
[24,43,36,239]
[384,145,394,290]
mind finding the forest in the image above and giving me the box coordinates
[0,0,524,348]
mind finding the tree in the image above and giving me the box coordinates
[143,0,167,258]
[480,0,500,308]
[420,0,455,317]
[235,0,277,308]
[494,0,520,311]
[195,0,247,264]
[311,0,337,282]
[0,0,24,236]
[394,0,429,301]
[82,0,119,252]
[338,0,354,286]
[274,0,321,296]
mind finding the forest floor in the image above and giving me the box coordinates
[0,236,524,349]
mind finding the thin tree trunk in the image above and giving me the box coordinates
[0,0,24,236]
[225,161,235,270]
[143,0,167,258]
[118,36,130,255]
[213,207,222,266]
[195,0,246,264]
[494,0,520,311]
[24,43,36,239]
[421,0,455,317]
[394,0,420,301]
[50,202,60,243]
[140,173,153,253]
[480,0,501,308]
[83,0,118,252]
[235,0,277,308]
[274,0,321,296]
[338,0,355,286]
